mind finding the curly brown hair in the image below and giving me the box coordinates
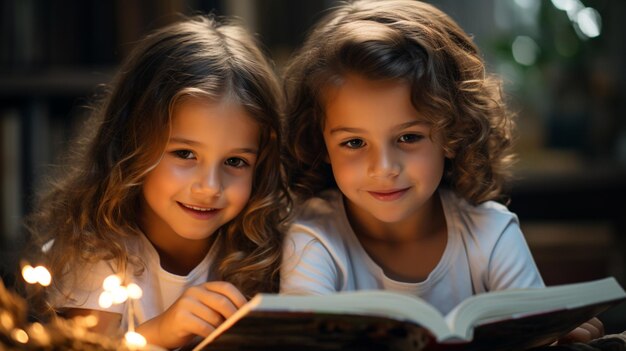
[25,15,289,308]
[283,0,515,205]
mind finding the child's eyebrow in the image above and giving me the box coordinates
[395,120,429,130]
[169,137,202,146]
[231,148,259,155]
[328,126,365,135]
[329,120,428,135]
[169,137,258,155]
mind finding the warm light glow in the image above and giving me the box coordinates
[100,276,146,343]
[0,311,14,330]
[98,291,114,308]
[11,328,29,344]
[127,283,143,300]
[124,331,147,349]
[22,265,52,286]
[111,285,129,304]
[33,266,52,286]
[83,315,99,328]
[102,275,122,291]
[21,265,37,284]
[30,322,44,333]
[28,322,50,344]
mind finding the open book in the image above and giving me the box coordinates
[191,277,626,351]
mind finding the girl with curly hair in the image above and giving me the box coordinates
[280,0,600,343]
[25,14,288,349]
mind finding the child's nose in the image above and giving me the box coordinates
[191,167,222,197]
[368,147,400,178]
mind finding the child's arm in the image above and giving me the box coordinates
[485,221,545,290]
[136,281,246,350]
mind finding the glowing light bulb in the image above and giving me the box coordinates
[22,265,37,284]
[102,275,122,291]
[28,322,50,344]
[33,266,51,286]
[98,291,114,308]
[22,265,52,286]
[83,315,99,328]
[11,328,29,344]
[124,331,147,349]
[30,322,44,334]
[111,285,129,304]
[0,311,14,330]
[127,283,143,300]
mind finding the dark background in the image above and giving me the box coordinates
[1,0,625,332]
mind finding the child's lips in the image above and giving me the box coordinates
[367,188,410,201]
[178,202,221,219]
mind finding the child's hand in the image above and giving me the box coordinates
[136,281,247,349]
[558,317,604,344]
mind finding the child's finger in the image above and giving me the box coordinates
[560,326,592,344]
[579,320,602,340]
[196,290,240,319]
[184,282,246,320]
[183,312,218,338]
[202,281,248,308]
[184,296,226,327]
[586,317,604,336]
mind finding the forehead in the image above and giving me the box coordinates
[170,97,259,146]
[323,74,424,127]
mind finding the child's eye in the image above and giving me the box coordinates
[225,157,249,168]
[398,134,423,143]
[172,150,195,159]
[341,139,365,149]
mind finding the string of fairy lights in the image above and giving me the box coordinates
[0,264,153,350]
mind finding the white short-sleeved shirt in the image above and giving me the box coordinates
[281,189,544,315]
[50,233,215,331]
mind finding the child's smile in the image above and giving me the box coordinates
[366,187,411,202]
[177,202,222,220]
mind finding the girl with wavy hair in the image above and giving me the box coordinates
[25,14,288,349]
[281,0,601,343]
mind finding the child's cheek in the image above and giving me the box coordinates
[331,153,367,183]
[225,172,254,207]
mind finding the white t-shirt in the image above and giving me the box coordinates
[50,233,215,331]
[281,189,544,315]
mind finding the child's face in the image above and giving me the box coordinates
[322,74,447,225]
[141,98,258,243]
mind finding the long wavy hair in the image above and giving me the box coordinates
[25,15,288,306]
[283,0,515,205]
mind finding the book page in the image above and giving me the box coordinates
[445,277,626,339]
[194,290,456,350]
[255,291,455,339]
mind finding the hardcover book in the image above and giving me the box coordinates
[191,277,626,351]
